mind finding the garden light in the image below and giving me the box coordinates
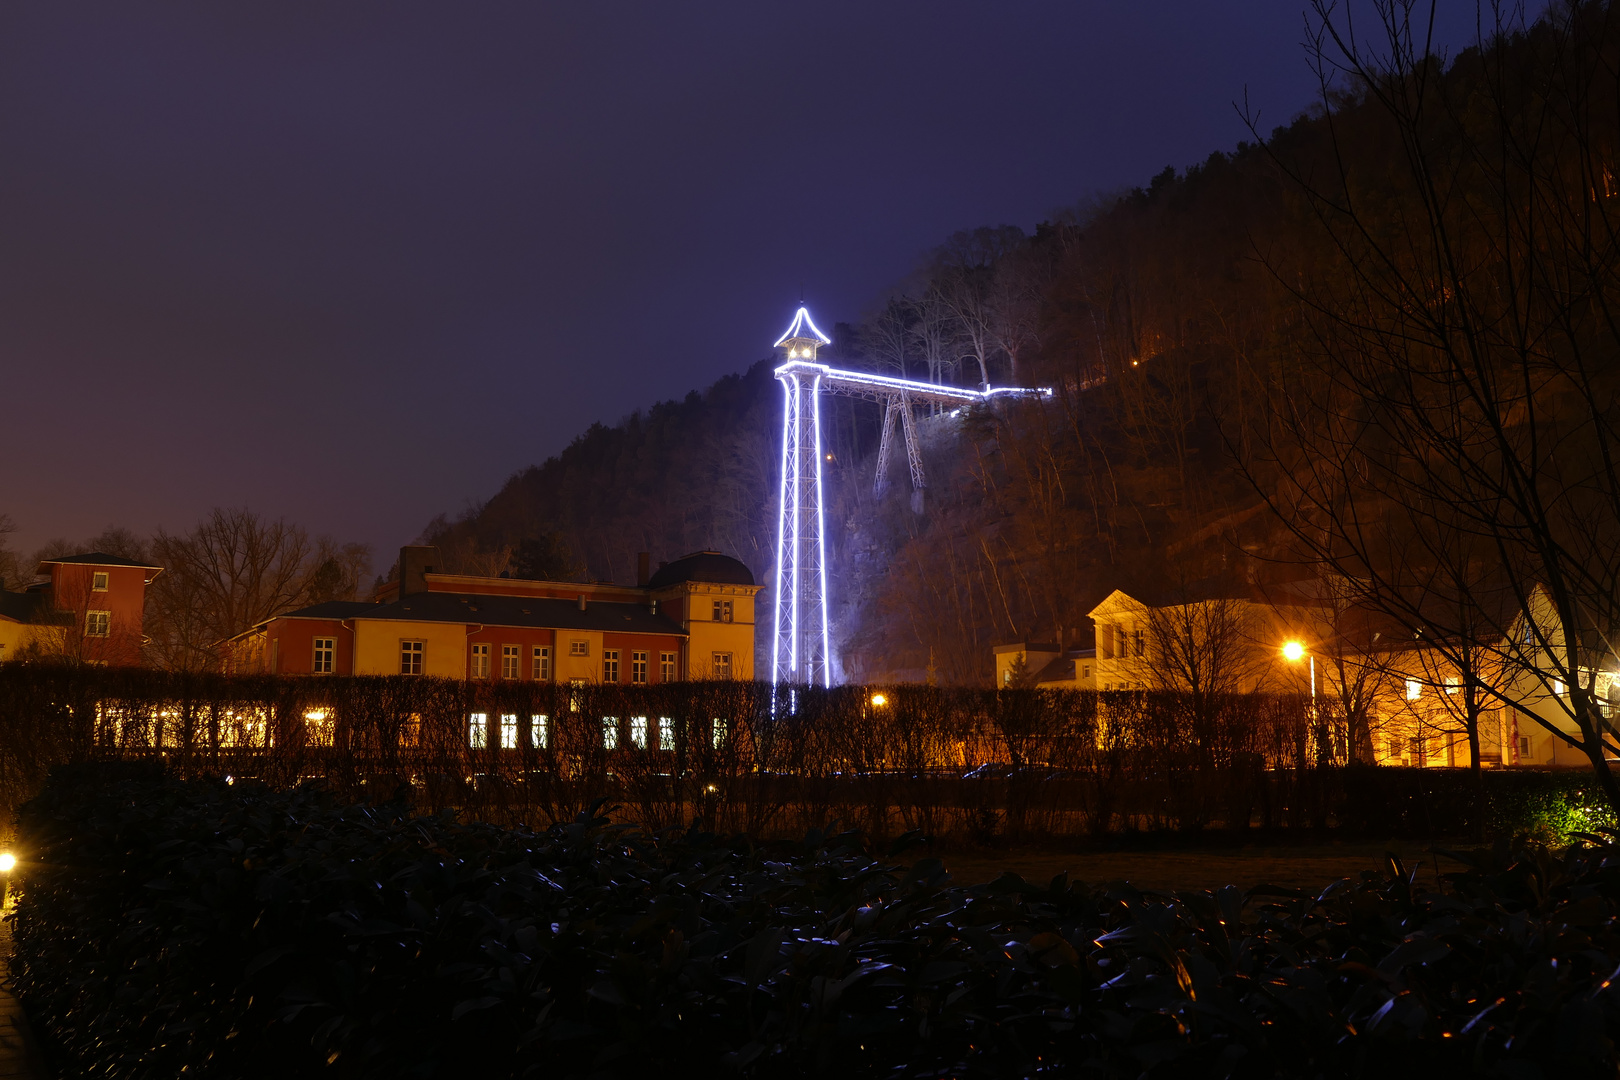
[0,853,16,873]
[871,693,887,707]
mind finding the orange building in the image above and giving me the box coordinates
[223,546,761,683]
[0,552,164,666]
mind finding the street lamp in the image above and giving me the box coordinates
[870,693,888,708]
[1281,640,1315,700]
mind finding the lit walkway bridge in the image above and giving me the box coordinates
[770,306,1049,688]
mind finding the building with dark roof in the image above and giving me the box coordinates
[222,545,761,682]
[0,552,164,666]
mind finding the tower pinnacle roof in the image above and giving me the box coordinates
[773,305,832,349]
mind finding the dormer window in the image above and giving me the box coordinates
[92,572,109,592]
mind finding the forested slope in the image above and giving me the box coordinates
[422,4,1619,686]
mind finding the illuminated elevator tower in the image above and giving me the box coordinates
[771,306,833,687]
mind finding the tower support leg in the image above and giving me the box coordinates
[899,392,926,513]
[874,399,900,497]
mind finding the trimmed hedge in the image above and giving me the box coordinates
[14,770,1620,1078]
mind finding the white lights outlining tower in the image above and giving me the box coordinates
[769,304,1050,690]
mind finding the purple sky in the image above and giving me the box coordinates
[0,2,1478,563]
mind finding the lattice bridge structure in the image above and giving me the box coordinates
[770,306,1049,688]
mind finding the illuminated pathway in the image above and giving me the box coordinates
[770,306,1049,688]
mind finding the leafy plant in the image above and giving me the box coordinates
[14,770,1620,1078]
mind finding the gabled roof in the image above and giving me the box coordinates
[37,552,163,571]
[256,593,687,637]
[267,601,378,622]
[773,305,832,347]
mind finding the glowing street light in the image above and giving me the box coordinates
[0,853,16,873]
[870,693,888,707]
[1281,640,1315,699]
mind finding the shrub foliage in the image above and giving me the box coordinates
[0,665,1609,843]
[14,770,1620,1078]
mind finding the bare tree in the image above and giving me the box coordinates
[146,508,371,671]
[909,286,961,386]
[936,227,1026,387]
[856,297,915,377]
[1246,1,1620,809]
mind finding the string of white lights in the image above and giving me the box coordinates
[770,307,1049,690]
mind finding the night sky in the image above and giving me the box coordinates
[0,2,1475,562]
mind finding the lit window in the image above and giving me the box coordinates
[713,652,732,679]
[712,717,726,749]
[1406,679,1422,701]
[603,650,619,683]
[500,713,518,749]
[1445,676,1460,695]
[569,640,588,657]
[602,716,619,750]
[304,708,333,747]
[569,678,584,712]
[533,646,551,681]
[313,637,335,674]
[658,717,674,751]
[660,651,676,681]
[469,712,488,749]
[631,650,648,684]
[1554,680,1567,697]
[85,610,110,637]
[471,643,491,679]
[531,714,548,749]
[92,571,109,591]
[400,640,424,675]
[630,716,648,749]
[501,645,520,679]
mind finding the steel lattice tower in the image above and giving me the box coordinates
[769,305,1050,689]
[772,308,833,687]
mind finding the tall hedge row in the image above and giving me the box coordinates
[0,665,1608,842]
[13,770,1620,1078]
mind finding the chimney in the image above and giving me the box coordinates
[637,551,650,587]
[578,593,587,612]
[399,546,441,598]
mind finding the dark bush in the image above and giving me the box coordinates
[1339,767,1616,840]
[14,771,1620,1078]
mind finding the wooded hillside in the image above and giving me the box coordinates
[423,2,1620,690]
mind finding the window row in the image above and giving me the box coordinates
[400,641,685,681]
[466,713,728,751]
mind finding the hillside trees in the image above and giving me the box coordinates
[421,1,1620,690]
